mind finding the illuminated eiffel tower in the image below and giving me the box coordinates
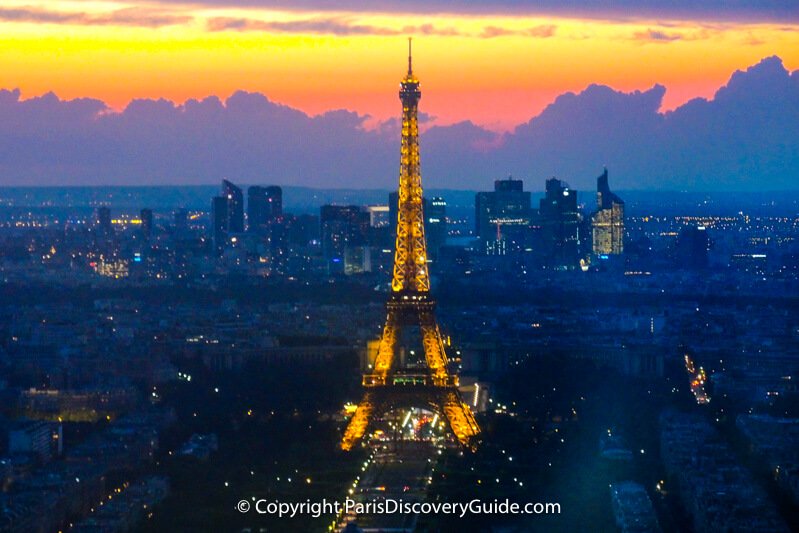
[341,40,480,451]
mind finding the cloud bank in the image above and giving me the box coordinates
[0,56,796,191]
[0,6,191,28]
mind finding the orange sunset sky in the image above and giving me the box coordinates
[0,1,797,131]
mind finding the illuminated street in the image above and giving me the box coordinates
[336,409,446,532]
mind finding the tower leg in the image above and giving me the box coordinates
[373,313,399,380]
[439,390,481,449]
[419,310,450,382]
[341,392,373,451]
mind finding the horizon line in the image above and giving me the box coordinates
[3,184,799,194]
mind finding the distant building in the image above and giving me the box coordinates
[173,209,189,231]
[388,191,399,232]
[364,205,389,228]
[140,208,153,240]
[591,169,625,256]
[539,178,579,268]
[426,197,447,259]
[19,388,139,422]
[344,246,371,275]
[174,208,188,235]
[285,214,320,247]
[211,196,228,255]
[95,257,129,278]
[96,206,112,235]
[610,481,661,533]
[210,180,245,254]
[475,177,532,255]
[8,420,63,461]
[475,177,531,239]
[676,225,709,269]
[222,180,244,233]
[247,185,282,233]
[320,205,370,273]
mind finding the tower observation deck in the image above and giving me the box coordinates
[341,40,481,451]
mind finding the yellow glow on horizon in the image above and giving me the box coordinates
[0,1,797,130]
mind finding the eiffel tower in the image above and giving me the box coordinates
[341,40,480,451]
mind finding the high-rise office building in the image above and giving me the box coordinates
[426,197,447,259]
[320,205,370,272]
[365,205,390,228]
[475,176,532,254]
[285,214,320,248]
[211,196,229,255]
[248,186,286,266]
[591,169,624,256]
[222,179,244,234]
[344,246,372,275]
[247,185,282,233]
[211,180,244,254]
[540,178,580,268]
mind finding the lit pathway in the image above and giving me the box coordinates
[334,439,441,532]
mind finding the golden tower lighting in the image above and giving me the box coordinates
[341,40,481,451]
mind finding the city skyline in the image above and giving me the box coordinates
[1,4,799,532]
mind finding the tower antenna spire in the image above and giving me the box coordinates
[407,37,413,75]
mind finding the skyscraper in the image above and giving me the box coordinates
[426,197,447,259]
[591,169,624,256]
[247,185,282,233]
[222,179,244,234]
[540,178,579,268]
[211,180,244,254]
[211,196,228,255]
[475,176,532,253]
[320,205,370,272]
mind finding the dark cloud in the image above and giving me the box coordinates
[0,89,394,188]
[0,6,191,27]
[0,56,796,191]
[492,56,799,190]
